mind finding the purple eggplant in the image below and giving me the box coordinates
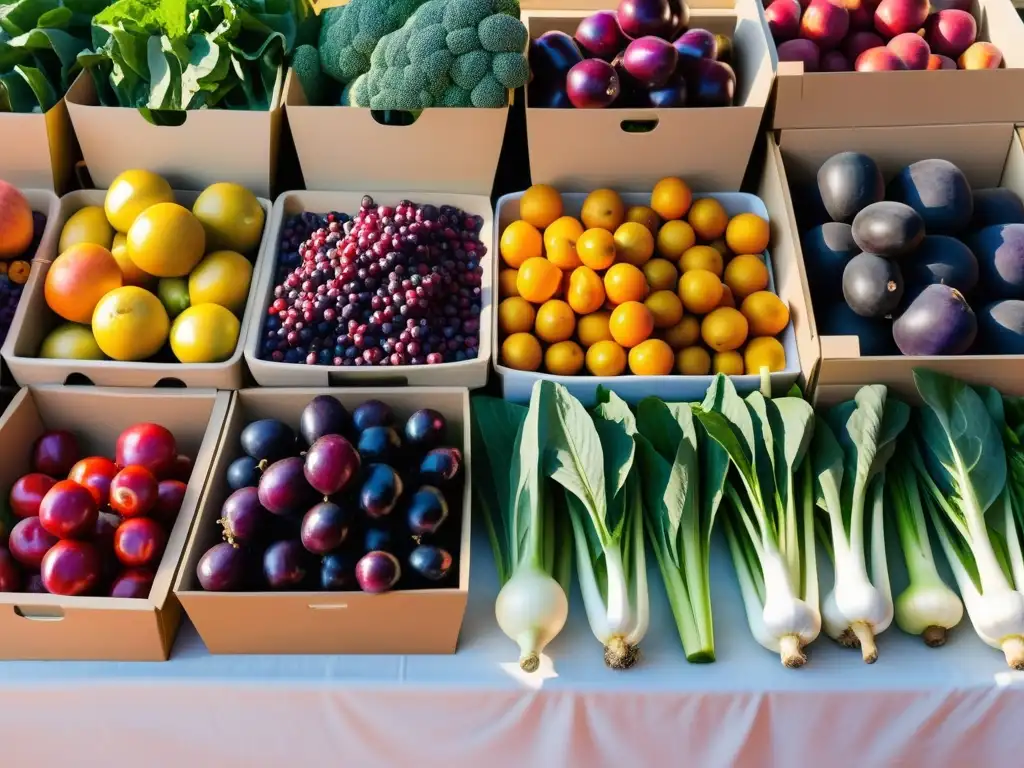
[668,0,690,36]
[623,36,679,87]
[617,0,674,39]
[685,58,736,107]
[893,283,977,356]
[566,59,621,108]
[673,28,718,60]
[643,75,688,107]
[529,31,584,84]
[575,11,629,61]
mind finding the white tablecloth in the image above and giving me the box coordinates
[2,532,1024,768]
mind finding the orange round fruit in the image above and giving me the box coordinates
[656,220,696,261]
[609,301,654,348]
[502,332,543,371]
[688,198,729,241]
[500,220,543,268]
[664,316,701,350]
[604,262,648,305]
[625,205,660,234]
[726,213,771,255]
[642,258,678,291]
[544,216,584,270]
[745,336,786,374]
[586,340,628,376]
[498,296,536,335]
[718,285,736,309]
[520,184,563,230]
[581,189,625,231]
[677,346,711,375]
[499,268,520,298]
[679,245,724,276]
[535,299,576,343]
[577,311,613,347]
[517,257,562,303]
[724,254,770,300]
[91,286,169,361]
[126,203,206,278]
[110,232,153,288]
[678,269,724,315]
[644,289,684,329]
[44,244,123,324]
[650,177,693,220]
[577,227,617,271]
[545,340,585,376]
[613,222,654,267]
[741,291,790,336]
[567,266,606,315]
[0,181,34,258]
[713,350,745,375]
[628,338,674,376]
[701,307,749,352]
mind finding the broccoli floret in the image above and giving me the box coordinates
[348,75,368,106]
[446,28,478,56]
[442,0,492,32]
[291,44,324,105]
[478,12,526,53]
[470,73,505,107]
[491,51,529,89]
[439,84,472,107]
[415,0,448,26]
[402,63,429,95]
[451,50,490,90]
[408,23,448,65]
[385,28,413,68]
[493,0,520,19]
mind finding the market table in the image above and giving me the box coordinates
[2,532,1022,768]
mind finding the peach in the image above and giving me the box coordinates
[844,30,885,61]
[841,0,879,30]
[926,53,958,69]
[930,0,971,11]
[887,32,931,69]
[822,50,851,70]
[873,0,929,38]
[800,0,850,51]
[959,41,1002,70]
[778,38,821,71]
[0,181,33,259]
[924,9,977,59]
[44,244,123,324]
[765,0,802,42]
[855,46,908,71]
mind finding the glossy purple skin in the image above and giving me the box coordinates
[31,430,80,478]
[41,540,99,596]
[623,36,679,87]
[529,85,574,108]
[643,76,688,107]
[355,550,401,593]
[220,486,266,542]
[8,517,58,569]
[0,547,21,592]
[300,501,352,555]
[404,408,446,449]
[258,457,314,516]
[419,447,463,485]
[110,568,154,598]
[893,283,978,356]
[667,0,690,36]
[407,486,449,536]
[300,395,349,446]
[263,540,309,589]
[575,11,629,61]
[226,456,261,491]
[364,526,396,553]
[566,59,621,108]
[359,464,404,518]
[529,31,585,103]
[408,544,453,582]
[321,551,359,590]
[351,400,394,432]
[673,28,718,60]
[303,434,360,496]
[686,58,737,106]
[357,426,402,463]
[240,419,295,463]
[617,0,673,39]
[197,541,246,591]
[764,0,802,43]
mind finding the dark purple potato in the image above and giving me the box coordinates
[843,253,904,318]
[226,456,261,491]
[902,235,978,295]
[617,0,673,39]
[888,159,974,236]
[803,223,858,300]
[764,0,802,42]
[566,59,621,108]
[668,0,689,36]
[820,302,898,356]
[643,77,688,107]
[300,395,349,446]
[364,526,396,554]
[24,572,45,594]
[404,409,447,450]
[0,547,21,592]
[419,447,463,485]
[219,486,267,542]
[357,426,402,463]
[258,457,314,516]
[304,434,360,496]
[893,284,977,355]
[240,419,296,465]
[355,550,401,594]
[263,540,309,590]
[321,551,359,590]
[529,31,584,85]
[196,542,246,591]
[351,400,394,432]
[685,59,736,107]
[851,201,925,259]
[408,545,453,582]
[575,11,629,61]
[979,300,1024,354]
[968,224,1024,299]
[407,487,449,536]
[972,188,1024,228]
[673,28,717,60]
[300,501,352,555]
[359,464,404,518]
[623,36,679,88]
[817,151,885,224]
[777,39,820,71]
[31,431,80,478]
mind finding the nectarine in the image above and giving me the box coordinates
[764,0,802,42]
[844,31,884,61]
[887,32,931,70]
[874,0,929,38]
[959,41,1002,70]
[925,10,977,60]
[778,39,821,71]
[44,244,123,324]
[801,0,850,51]
[855,46,908,71]
[821,50,851,71]
[926,53,958,70]
[0,181,33,260]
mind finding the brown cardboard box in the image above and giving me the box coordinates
[0,386,229,660]
[64,72,282,197]
[174,387,471,655]
[769,0,1024,129]
[524,1,773,192]
[0,101,80,194]
[757,122,1024,406]
[2,190,272,389]
[243,190,492,388]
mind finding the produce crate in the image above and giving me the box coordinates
[756,122,1024,407]
[523,0,773,192]
[1,190,272,389]
[0,386,229,660]
[64,72,282,198]
[0,100,79,194]
[493,189,802,405]
[174,387,471,655]
[243,190,492,388]
[768,0,1024,129]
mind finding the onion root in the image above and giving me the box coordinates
[604,635,639,670]
[519,653,540,673]
[851,622,878,663]
[779,634,806,668]
[1002,637,1024,670]
[921,625,947,647]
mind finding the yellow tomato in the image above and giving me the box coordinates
[169,303,240,363]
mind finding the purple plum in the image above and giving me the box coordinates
[685,58,737,106]
[673,28,718,60]
[356,551,401,594]
[566,59,621,108]
[623,36,679,87]
[575,12,629,61]
[617,0,674,39]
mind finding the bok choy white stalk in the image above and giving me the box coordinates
[695,375,820,668]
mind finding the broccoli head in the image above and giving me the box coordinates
[291,44,324,105]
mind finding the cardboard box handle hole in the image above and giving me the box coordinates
[308,603,348,610]
[63,373,94,386]
[14,606,65,621]
[369,110,420,127]
[155,378,188,388]
[620,119,659,133]
[328,373,408,387]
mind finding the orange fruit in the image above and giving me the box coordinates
[650,177,693,220]
[500,220,542,268]
[629,338,674,376]
[499,268,520,298]
[701,307,749,352]
[192,182,265,254]
[718,285,736,309]
[678,269,724,315]
[677,346,711,375]
[625,205,660,234]
[567,266,606,315]
[535,299,576,343]
[0,182,34,258]
[745,336,786,374]
[604,263,648,305]
[688,198,729,241]
[609,301,654,348]
[498,296,536,335]
[545,340,585,375]
[127,203,206,278]
[520,184,564,230]
[586,340,628,376]
[92,287,169,361]
[710,239,731,259]
[724,254,770,300]
[44,244,123,324]
[644,289,684,329]
[656,219,696,260]
[613,222,655,267]
[544,216,584,270]
[581,189,625,231]
[577,228,617,271]
[663,316,701,350]
[577,311,613,347]
[713,350,745,375]
[741,291,790,336]
[642,258,678,291]
[517,257,562,303]
[502,332,543,371]
[679,245,724,276]
[726,213,771,255]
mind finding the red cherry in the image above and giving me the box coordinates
[41,540,100,596]
[8,473,56,518]
[38,480,98,540]
[68,456,119,508]
[0,547,21,592]
[110,569,155,598]
[31,430,80,477]
[154,480,187,527]
[109,466,159,518]
[116,424,177,477]
[167,454,193,483]
[8,518,58,568]
[113,518,166,568]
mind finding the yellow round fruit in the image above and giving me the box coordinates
[726,213,771,255]
[677,346,711,375]
[38,323,105,361]
[535,299,576,343]
[604,262,648,305]
[91,287,169,361]
[566,266,606,315]
[586,339,628,376]
[545,340,585,376]
[625,205,660,234]
[499,296,536,335]
[718,284,736,309]
[642,258,678,291]
[644,289,684,329]
[502,332,543,371]
[688,198,729,241]
[104,170,174,233]
[517,257,562,304]
[577,228,617,271]
[613,221,654,267]
[741,291,790,337]
[581,189,625,231]
[678,269,724,315]
[192,183,265,254]
[520,184,564,230]
[628,338,674,376]
[500,220,543,268]
[609,301,654,348]
[713,350,745,375]
[650,177,693,220]
[127,202,206,278]
[656,220,696,260]
[663,316,701,350]
[679,245,724,276]
[724,254,770,300]
[59,206,114,253]
[499,269,520,298]
[110,232,153,287]
[745,336,786,374]
[544,216,584,270]
[188,250,253,315]
[577,311,613,347]
[169,303,240,363]
[709,239,730,259]
[701,307,749,352]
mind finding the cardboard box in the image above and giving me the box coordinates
[174,387,471,655]
[0,386,229,660]
[0,100,80,194]
[769,0,1024,129]
[756,122,1024,406]
[64,72,282,198]
[243,190,492,388]
[2,190,272,389]
[524,1,773,192]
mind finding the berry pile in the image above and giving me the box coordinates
[0,211,46,347]
[260,196,486,367]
